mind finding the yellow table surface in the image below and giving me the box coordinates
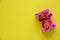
[0,0,60,40]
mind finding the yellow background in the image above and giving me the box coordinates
[0,0,60,40]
